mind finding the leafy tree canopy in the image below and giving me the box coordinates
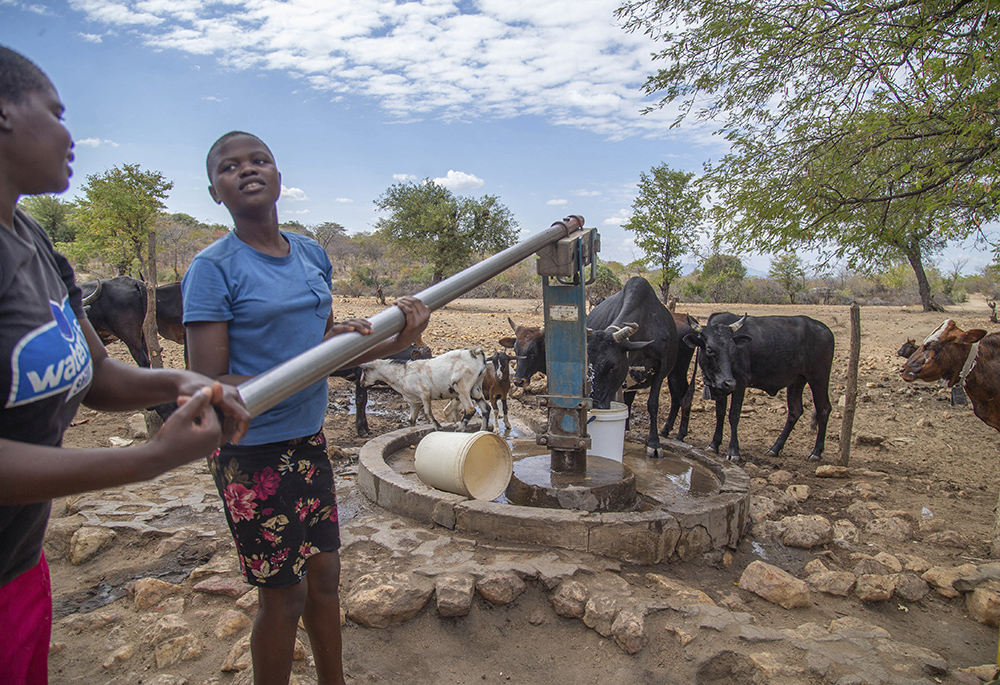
[374,180,519,283]
[768,252,807,303]
[622,163,704,299]
[18,194,78,243]
[617,0,1000,263]
[75,164,173,277]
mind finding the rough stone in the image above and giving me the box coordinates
[853,557,889,576]
[126,413,148,439]
[645,573,716,609]
[192,576,251,598]
[550,579,588,619]
[966,580,1000,627]
[892,573,930,602]
[58,610,121,635]
[435,573,476,617]
[190,554,240,581]
[767,470,795,487]
[343,572,434,629]
[134,578,183,610]
[70,526,117,565]
[583,593,622,637]
[832,519,859,545]
[864,516,913,542]
[806,571,856,597]
[923,563,978,599]
[786,484,810,502]
[749,496,778,524]
[221,636,251,672]
[873,552,902,573]
[476,571,526,605]
[815,465,849,478]
[215,610,252,639]
[611,607,647,654]
[924,530,969,549]
[143,615,189,647]
[738,560,810,609]
[153,634,202,670]
[42,514,85,560]
[854,574,895,602]
[780,514,833,549]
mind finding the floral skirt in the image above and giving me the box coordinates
[208,430,340,588]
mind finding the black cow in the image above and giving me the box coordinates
[80,277,186,367]
[684,313,834,462]
[657,311,699,442]
[587,277,679,458]
[331,343,433,437]
[80,276,151,367]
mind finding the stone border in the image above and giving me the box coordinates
[358,426,751,565]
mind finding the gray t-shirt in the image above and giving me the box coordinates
[0,209,93,586]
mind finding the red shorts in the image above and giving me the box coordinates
[0,553,51,685]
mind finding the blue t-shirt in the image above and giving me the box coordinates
[182,231,333,445]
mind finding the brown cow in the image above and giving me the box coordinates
[498,318,545,388]
[899,319,1000,431]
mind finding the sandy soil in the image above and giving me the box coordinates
[48,294,1000,684]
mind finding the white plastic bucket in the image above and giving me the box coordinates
[414,431,513,501]
[587,401,628,462]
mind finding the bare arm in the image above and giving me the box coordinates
[82,318,249,444]
[0,386,221,505]
[344,296,431,365]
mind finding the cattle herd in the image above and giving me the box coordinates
[83,274,998,462]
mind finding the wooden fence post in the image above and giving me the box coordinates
[839,302,861,466]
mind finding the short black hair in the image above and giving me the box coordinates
[0,46,50,104]
[206,131,274,179]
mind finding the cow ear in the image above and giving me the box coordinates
[734,334,753,346]
[962,329,988,344]
[499,337,515,349]
[682,333,702,349]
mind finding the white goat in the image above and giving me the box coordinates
[359,347,489,431]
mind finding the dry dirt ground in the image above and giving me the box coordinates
[48,294,1000,684]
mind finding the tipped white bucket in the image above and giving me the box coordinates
[587,401,628,462]
[414,431,513,501]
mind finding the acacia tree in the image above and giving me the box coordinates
[617,0,1000,310]
[374,180,518,283]
[622,164,704,300]
[18,194,77,243]
[769,252,807,304]
[77,164,173,368]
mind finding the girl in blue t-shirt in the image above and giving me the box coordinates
[184,131,429,685]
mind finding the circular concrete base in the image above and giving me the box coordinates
[506,455,636,512]
[358,426,751,565]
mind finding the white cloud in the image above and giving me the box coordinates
[546,198,568,206]
[432,170,484,191]
[334,197,353,203]
[602,210,631,226]
[284,209,311,215]
[280,185,309,201]
[392,173,418,182]
[75,137,119,148]
[78,32,103,42]
[202,95,223,102]
[64,0,688,139]
[574,189,602,197]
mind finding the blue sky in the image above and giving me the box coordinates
[2,0,992,275]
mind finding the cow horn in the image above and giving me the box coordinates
[729,314,747,333]
[686,315,701,332]
[81,279,102,306]
[611,322,638,343]
[508,317,518,332]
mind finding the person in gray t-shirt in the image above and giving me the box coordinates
[0,45,250,685]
